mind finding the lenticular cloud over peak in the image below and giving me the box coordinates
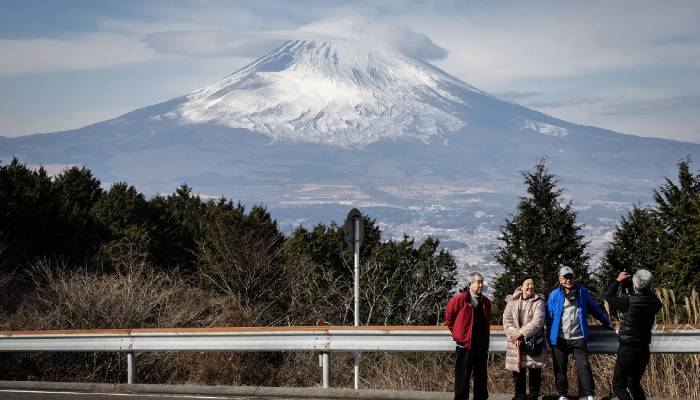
[143,17,448,63]
[293,17,448,61]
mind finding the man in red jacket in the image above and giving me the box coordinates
[446,272,492,400]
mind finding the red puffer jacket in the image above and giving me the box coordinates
[445,291,491,349]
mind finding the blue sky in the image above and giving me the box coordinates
[1,0,699,142]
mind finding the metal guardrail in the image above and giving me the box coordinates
[2,325,699,353]
[1,324,699,387]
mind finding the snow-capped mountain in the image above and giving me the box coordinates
[147,38,602,153]
[2,38,699,277]
[166,39,476,146]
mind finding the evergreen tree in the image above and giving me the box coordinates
[91,182,152,252]
[148,184,204,270]
[595,206,667,294]
[53,167,103,224]
[493,161,590,317]
[652,160,700,292]
[640,161,700,293]
[596,160,700,302]
[0,158,59,269]
[283,215,382,281]
[52,166,103,260]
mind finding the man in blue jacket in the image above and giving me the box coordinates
[547,266,610,400]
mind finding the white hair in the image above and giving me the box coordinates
[467,272,484,285]
[633,269,653,292]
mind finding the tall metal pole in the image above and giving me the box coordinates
[353,217,360,390]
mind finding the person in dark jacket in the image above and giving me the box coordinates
[547,266,611,400]
[446,272,492,400]
[605,269,662,400]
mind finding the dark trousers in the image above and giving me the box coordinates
[612,343,650,400]
[512,367,542,399]
[455,346,488,400]
[551,338,594,397]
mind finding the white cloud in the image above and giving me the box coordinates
[404,2,700,87]
[143,31,291,58]
[295,17,447,60]
[0,33,157,76]
[142,16,447,61]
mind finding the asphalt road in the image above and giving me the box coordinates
[0,389,263,400]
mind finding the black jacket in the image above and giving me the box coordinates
[605,280,662,345]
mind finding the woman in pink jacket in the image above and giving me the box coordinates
[503,277,547,400]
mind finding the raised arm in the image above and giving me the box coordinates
[605,280,630,313]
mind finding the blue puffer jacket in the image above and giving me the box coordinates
[546,284,610,344]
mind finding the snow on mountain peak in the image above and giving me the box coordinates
[167,38,476,147]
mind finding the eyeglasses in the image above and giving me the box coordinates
[562,274,575,281]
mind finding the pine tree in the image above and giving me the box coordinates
[91,182,152,251]
[595,206,667,294]
[52,166,103,260]
[148,184,204,270]
[493,161,590,317]
[0,158,58,269]
[596,160,700,301]
[650,160,700,294]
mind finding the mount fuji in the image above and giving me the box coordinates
[2,38,698,280]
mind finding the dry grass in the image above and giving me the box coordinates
[0,247,259,384]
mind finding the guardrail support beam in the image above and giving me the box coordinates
[321,352,331,389]
[127,352,136,384]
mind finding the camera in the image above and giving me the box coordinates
[522,336,544,355]
[523,340,537,352]
[619,269,633,294]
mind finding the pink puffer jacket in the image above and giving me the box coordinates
[502,289,547,372]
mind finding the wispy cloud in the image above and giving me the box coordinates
[143,31,289,58]
[526,98,601,109]
[493,91,542,101]
[595,95,700,116]
[142,16,448,61]
[414,1,700,87]
[0,33,156,76]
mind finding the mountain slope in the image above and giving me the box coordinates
[3,38,693,189]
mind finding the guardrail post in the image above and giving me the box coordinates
[321,351,331,388]
[127,352,136,384]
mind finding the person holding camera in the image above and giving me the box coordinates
[503,276,547,400]
[547,266,611,400]
[605,269,662,400]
